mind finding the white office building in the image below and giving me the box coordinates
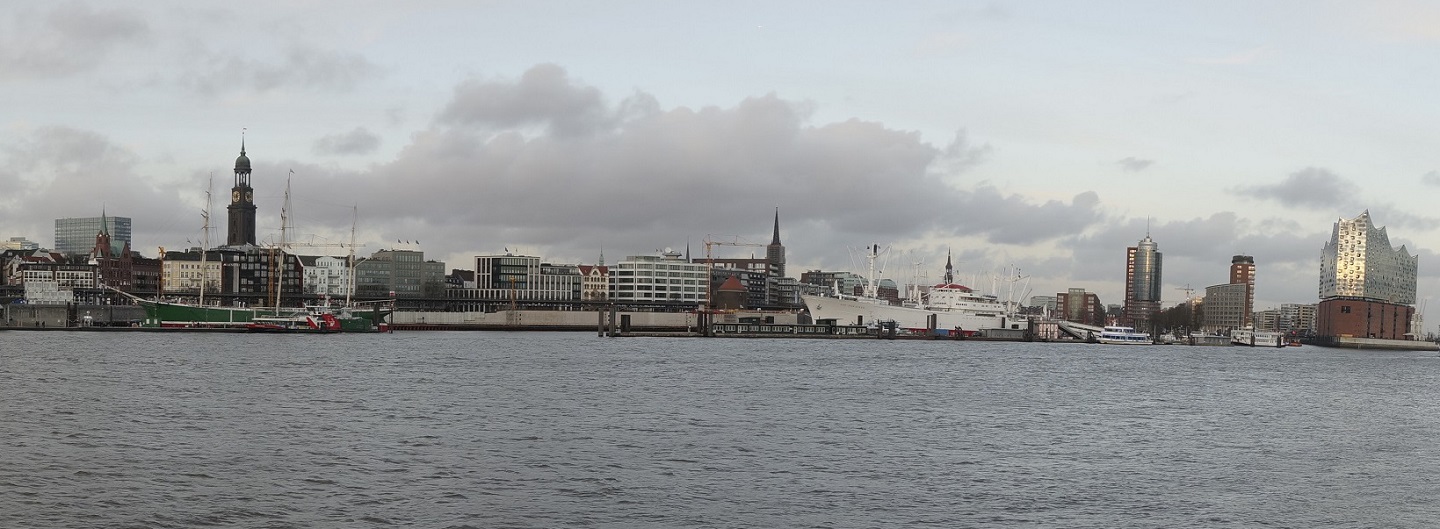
[301,255,355,298]
[612,249,707,304]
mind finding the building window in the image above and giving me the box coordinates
[1341,305,1351,314]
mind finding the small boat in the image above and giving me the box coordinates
[245,310,341,333]
[1095,325,1152,345]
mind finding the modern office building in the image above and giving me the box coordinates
[1200,255,1256,333]
[1316,211,1418,340]
[799,270,866,296]
[1279,303,1317,334]
[55,215,131,256]
[1028,295,1059,313]
[611,249,707,304]
[19,262,98,305]
[218,246,304,302]
[355,249,446,299]
[709,267,767,308]
[1123,235,1163,330]
[467,254,582,302]
[1057,287,1104,327]
[1202,283,1248,333]
[1254,309,1281,332]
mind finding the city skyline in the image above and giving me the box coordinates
[5,2,1440,314]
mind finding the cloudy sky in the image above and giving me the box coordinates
[4,1,1440,314]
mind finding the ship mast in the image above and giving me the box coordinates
[270,170,293,309]
[200,172,213,307]
[865,244,880,299]
[346,205,357,306]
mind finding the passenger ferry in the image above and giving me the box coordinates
[1095,325,1152,345]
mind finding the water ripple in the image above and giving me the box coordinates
[4,333,1440,527]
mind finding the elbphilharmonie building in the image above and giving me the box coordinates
[1316,211,1419,341]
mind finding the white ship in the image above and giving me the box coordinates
[1095,325,1152,345]
[801,246,1016,334]
[1231,327,1285,347]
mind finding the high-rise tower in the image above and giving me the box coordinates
[1229,255,1256,327]
[766,207,786,278]
[1123,234,1163,330]
[226,138,257,246]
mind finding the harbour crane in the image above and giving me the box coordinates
[702,235,768,311]
[1177,284,1195,301]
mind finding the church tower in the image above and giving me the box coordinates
[943,248,954,284]
[226,137,257,246]
[766,207,786,278]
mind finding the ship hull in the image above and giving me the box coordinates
[801,294,1008,332]
[138,300,390,333]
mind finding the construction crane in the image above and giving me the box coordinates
[702,235,768,311]
[1177,284,1195,301]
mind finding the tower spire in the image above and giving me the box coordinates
[771,207,781,245]
[944,247,954,284]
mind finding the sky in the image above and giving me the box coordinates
[4,1,1440,317]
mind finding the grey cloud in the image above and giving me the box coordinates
[0,127,199,254]
[1230,167,1357,209]
[1232,168,1440,230]
[284,76,1038,271]
[313,127,381,156]
[938,129,992,174]
[941,188,1104,246]
[0,3,150,79]
[1116,157,1154,172]
[1061,213,1326,307]
[438,64,612,137]
[182,45,381,95]
[285,75,1113,288]
[1422,170,1440,187]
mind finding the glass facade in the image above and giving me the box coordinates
[1319,212,1417,304]
[54,216,132,255]
[1124,235,1163,328]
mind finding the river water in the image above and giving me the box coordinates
[3,331,1439,528]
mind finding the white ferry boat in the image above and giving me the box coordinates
[1231,327,1285,347]
[1095,325,1152,345]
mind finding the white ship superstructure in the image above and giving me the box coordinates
[801,246,1015,333]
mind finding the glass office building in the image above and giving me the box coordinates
[54,216,131,256]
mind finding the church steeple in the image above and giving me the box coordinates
[771,207,781,245]
[227,132,258,246]
[944,248,954,284]
[766,207,786,278]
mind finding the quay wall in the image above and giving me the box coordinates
[1,304,146,328]
[390,310,802,330]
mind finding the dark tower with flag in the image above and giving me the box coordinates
[227,137,257,246]
[766,207,786,278]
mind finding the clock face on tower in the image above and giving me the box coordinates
[232,190,240,202]
[245,191,253,202]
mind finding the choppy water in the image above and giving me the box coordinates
[3,331,1440,528]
